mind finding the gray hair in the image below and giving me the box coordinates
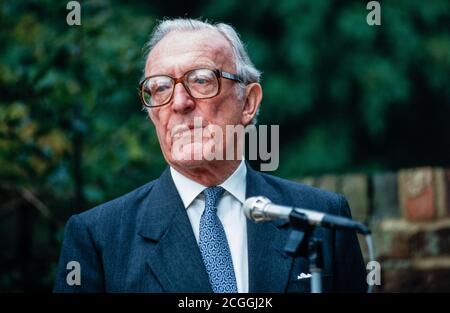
[143,18,261,124]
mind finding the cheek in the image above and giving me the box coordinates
[149,109,170,142]
[219,99,244,125]
[210,91,244,125]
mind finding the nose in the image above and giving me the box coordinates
[171,82,195,114]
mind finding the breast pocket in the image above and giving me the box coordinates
[286,274,334,293]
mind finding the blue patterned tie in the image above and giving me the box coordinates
[199,186,238,293]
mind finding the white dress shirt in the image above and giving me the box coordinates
[170,160,248,293]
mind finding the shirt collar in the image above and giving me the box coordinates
[170,159,247,209]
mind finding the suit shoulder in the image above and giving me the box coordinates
[257,171,341,199]
[74,179,157,225]
[257,171,344,215]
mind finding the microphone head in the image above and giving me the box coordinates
[243,196,272,222]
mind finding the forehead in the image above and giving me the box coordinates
[145,29,235,76]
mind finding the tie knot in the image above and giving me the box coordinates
[203,186,225,209]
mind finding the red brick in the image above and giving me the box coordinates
[399,167,436,221]
[405,185,435,220]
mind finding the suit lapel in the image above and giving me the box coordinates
[136,163,304,292]
[246,163,300,292]
[137,168,212,292]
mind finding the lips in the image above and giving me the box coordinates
[171,124,190,139]
[171,124,206,140]
[170,119,208,139]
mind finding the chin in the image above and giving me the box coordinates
[171,159,210,170]
[168,145,226,170]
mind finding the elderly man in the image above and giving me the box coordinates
[54,18,366,293]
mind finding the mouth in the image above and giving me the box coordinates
[171,121,208,140]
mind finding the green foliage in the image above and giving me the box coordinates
[1,0,164,198]
[0,0,164,291]
[0,0,449,291]
[201,0,450,176]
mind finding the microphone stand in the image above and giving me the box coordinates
[283,210,324,293]
[243,196,375,293]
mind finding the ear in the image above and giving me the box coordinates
[241,83,263,126]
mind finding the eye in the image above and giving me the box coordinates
[195,78,207,84]
[191,75,214,86]
[155,84,170,93]
[192,75,212,84]
[148,79,172,94]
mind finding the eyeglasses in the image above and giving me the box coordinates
[139,68,243,108]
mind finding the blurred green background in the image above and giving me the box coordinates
[0,0,449,291]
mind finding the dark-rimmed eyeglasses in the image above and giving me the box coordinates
[139,68,243,108]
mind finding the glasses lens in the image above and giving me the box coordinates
[142,76,174,106]
[186,69,219,98]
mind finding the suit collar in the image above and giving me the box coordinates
[137,168,212,292]
[169,166,205,209]
[137,167,184,241]
[169,159,247,209]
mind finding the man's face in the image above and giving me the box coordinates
[144,29,250,170]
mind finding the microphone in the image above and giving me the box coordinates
[243,196,370,235]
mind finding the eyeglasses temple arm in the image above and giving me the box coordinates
[220,71,243,83]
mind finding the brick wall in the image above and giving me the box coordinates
[297,167,450,292]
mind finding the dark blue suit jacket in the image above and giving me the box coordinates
[54,163,367,292]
